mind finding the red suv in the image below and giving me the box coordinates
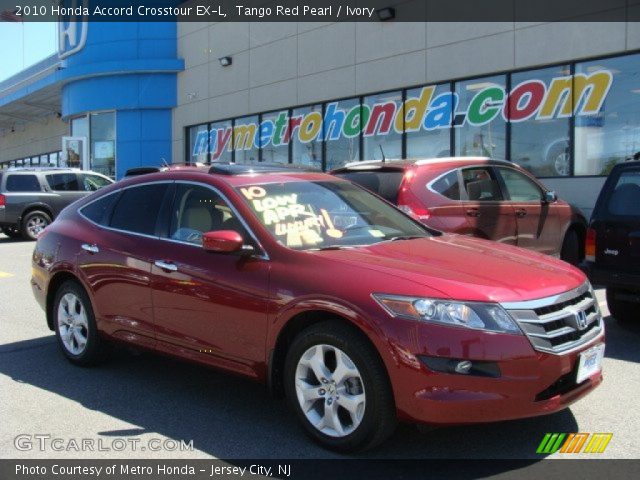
[332,158,587,265]
[31,163,604,452]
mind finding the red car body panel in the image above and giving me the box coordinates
[31,169,603,426]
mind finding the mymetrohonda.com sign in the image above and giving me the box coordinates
[192,71,613,160]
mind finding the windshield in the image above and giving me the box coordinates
[237,181,429,250]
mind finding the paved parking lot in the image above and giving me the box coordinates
[1,233,639,460]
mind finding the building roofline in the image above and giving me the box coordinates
[0,54,60,98]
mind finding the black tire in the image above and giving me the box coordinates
[606,288,637,323]
[53,280,105,366]
[284,321,397,453]
[560,229,581,266]
[1,226,23,239]
[21,210,52,241]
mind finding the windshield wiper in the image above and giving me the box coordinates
[386,235,426,242]
[315,245,352,251]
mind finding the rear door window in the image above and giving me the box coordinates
[430,170,460,200]
[109,183,170,236]
[461,168,503,201]
[607,170,640,217]
[46,173,80,191]
[5,174,41,192]
[334,170,404,203]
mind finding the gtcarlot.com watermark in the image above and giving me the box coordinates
[14,434,194,453]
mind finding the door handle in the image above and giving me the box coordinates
[154,260,178,272]
[515,209,527,218]
[81,243,99,254]
[466,208,480,217]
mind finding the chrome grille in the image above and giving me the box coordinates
[501,282,603,355]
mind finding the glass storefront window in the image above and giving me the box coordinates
[234,116,259,164]
[406,83,452,158]
[325,97,360,170]
[292,104,323,168]
[260,110,289,164]
[71,116,89,139]
[209,120,233,163]
[90,112,116,177]
[510,65,572,177]
[363,91,403,160]
[455,75,507,159]
[574,54,640,176]
[189,124,209,163]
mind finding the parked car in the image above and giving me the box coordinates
[32,163,604,452]
[583,160,640,322]
[332,157,587,264]
[0,167,113,240]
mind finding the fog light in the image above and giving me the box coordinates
[418,356,501,378]
[454,360,473,374]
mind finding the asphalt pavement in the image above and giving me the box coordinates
[1,233,639,461]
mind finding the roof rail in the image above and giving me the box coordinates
[6,166,81,172]
[208,162,321,175]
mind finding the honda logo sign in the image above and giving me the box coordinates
[58,0,88,59]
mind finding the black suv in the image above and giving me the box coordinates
[0,168,113,240]
[584,161,640,322]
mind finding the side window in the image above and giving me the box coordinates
[80,192,119,226]
[461,168,503,201]
[498,168,543,202]
[607,170,640,216]
[168,184,247,246]
[46,173,80,191]
[110,184,169,236]
[6,174,41,192]
[80,173,112,192]
[430,170,460,200]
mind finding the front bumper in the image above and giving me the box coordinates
[381,319,604,425]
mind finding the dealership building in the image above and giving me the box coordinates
[0,14,639,216]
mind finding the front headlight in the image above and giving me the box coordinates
[372,294,522,334]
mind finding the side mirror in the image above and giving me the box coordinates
[202,230,244,253]
[544,191,558,203]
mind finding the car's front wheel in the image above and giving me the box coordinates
[284,321,396,452]
[606,288,637,323]
[53,280,104,366]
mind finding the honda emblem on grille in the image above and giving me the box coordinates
[575,310,588,330]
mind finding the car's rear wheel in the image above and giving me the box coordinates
[606,288,637,323]
[53,280,104,366]
[560,228,581,265]
[21,210,51,240]
[0,226,22,239]
[284,321,396,452]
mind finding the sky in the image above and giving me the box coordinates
[0,22,57,82]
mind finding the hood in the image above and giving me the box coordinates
[311,234,586,303]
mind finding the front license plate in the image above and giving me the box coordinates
[576,343,605,384]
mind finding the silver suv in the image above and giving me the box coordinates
[0,168,113,240]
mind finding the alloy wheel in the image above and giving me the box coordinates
[294,344,366,438]
[554,152,571,176]
[57,293,89,355]
[26,215,48,238]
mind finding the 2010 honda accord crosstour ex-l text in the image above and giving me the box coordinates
[31,163,605,452]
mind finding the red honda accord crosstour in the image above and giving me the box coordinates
[31,163,604,452]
